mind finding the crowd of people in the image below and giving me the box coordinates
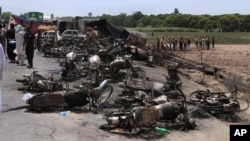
[0,22,36,70]
[194,36,215,50]
[151,35,215,51]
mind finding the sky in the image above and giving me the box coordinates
[1,0,250,17]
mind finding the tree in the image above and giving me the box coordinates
[132,11,144,21]
[163,14,188,27]
[219,14,240,32]
[187,15,201,28]
[115,13,127,26]
[173,8,180,14]
[150,18,161,27]
[197,17,210,29]
[88,12,92,18]
[1,12,11,22]
[137,16,152,27]
[123,16,134,27]
[241,15,250,31]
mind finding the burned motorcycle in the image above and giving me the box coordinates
[189,86,249,118]
[61,52,88,81]
[98,37,127,64]
[23,79,113,112]
[40,38,55,57]
[151,73,182,99]
[119,69,182,100]
[100,55,146,81]
[87,54,102,87]
[101,88,195,134]
[16,71,46,85]
[118,76,184,110]
[146,49,154,67]
[165,62,182,87]
[16,71,64,92]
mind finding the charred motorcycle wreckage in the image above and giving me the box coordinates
[61,51,88,81]
[16,71,64,93]
[100,87,196,136]
[22,79,113,112]
[117,61,182,104]
[100,63,195,136]
[189,85,249,120]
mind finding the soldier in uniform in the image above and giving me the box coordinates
[85,27,95,48]
[92,26,99,48]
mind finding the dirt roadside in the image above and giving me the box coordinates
[165,44,250,97]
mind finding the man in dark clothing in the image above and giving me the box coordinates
[0,24,6,54]
[212,36,215,48]
[5,23,16,63]
[179,37,183,51]
[23,26,35,68]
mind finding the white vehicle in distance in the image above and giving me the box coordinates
[41,30,62,41]
[61,30,86,39]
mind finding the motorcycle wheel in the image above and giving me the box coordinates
[97,85,113,104]
[189,90,207,102]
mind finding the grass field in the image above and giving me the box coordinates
[127,27,250,45]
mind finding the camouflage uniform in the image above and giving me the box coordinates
[85,28,94,48]
[92,27,99,48]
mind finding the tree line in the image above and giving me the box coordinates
[96,11,250,32]
[2,9,250,32]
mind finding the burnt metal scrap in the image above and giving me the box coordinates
[61,51,88,81]
[101,91,196,136]
[102,72,195,136]
[22,79,113,112]
[97,61,195,138]
[189,86,249,120]
[16,71,64,93]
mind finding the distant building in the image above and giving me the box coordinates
[24,12,43,21]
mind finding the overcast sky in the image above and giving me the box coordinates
[1,0,250,17]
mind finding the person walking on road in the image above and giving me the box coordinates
[15,24,26,66]
[0,24,6,54]
[23,26,35,69]
[5,23,16,63]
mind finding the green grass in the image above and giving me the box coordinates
[127,27,250,44]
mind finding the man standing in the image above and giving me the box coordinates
[0,24,6,54]
[92,26,99,48]
[23,26,35,69]
[15,24,25,66]
[85,27,93,47]
[5,23,16,63]
[212,36,215,48]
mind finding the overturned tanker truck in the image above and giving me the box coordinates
[83,18,148,48]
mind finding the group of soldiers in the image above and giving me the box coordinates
[85,26,99,48]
